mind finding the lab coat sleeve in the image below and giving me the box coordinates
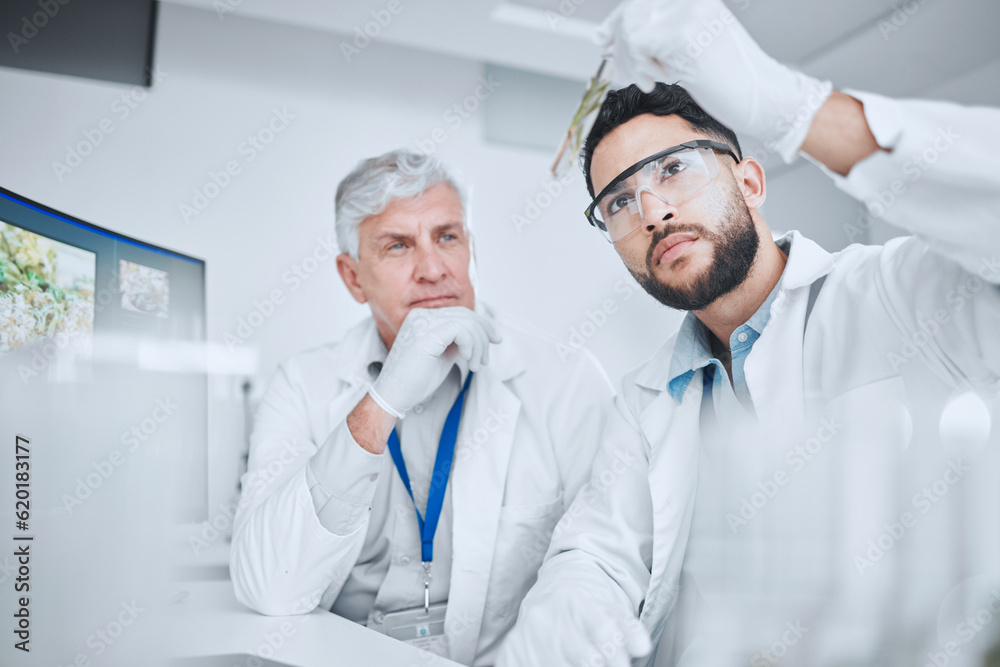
[830,88,1000,274]
[547,348,617,503]
[823,90,1000,386]
[230,361,383,616]
[497,393,654,666]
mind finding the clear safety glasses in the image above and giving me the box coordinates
[585,140,739,243]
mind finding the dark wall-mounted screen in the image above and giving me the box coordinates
[0,0,157,86]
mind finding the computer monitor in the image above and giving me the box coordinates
[1,186,211,663]
[0,186,208,521]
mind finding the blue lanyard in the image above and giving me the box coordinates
[385,371,473,567]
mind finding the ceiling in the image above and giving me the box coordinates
[161,0,1000,102]
[156,0,997,174]
[160,0,946,77]
[161,0,1000,154]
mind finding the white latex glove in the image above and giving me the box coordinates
[597,0,833,162]
[497,599,651,667]
[368,307,501,419]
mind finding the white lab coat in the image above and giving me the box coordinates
[230,307,614,666]
[502,90,1000,666]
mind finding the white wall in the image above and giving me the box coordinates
[0,3,679,517]
[2,2,997,518]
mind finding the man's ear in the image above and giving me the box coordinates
[336,253,368,304]
[734,157,766,210]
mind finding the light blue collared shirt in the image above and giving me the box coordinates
[666,246,785,418]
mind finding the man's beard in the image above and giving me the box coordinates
[629,196,760,311]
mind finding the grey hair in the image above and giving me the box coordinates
[334,149,469,259]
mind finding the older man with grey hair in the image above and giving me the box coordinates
[229,149,615,666]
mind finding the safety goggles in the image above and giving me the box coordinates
[585,140,739,243]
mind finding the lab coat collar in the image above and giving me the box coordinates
[774,229,837,290]
[666,273,785,404]
[665,315,714,402]
[634,333,683,393]
[326,317,384,388]
[632,230,835,394]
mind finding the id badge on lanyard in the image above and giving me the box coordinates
[380,601,449,654]
[380,371,473,648]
